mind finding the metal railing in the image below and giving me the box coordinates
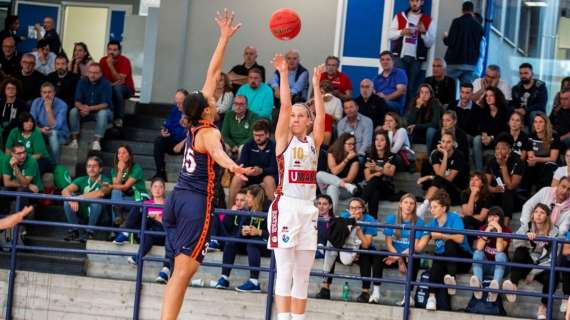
[1,190,569,320]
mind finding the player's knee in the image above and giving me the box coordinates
[275,268,294,296]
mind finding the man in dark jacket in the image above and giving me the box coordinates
[443,1,484,85]
[510,63,548,125]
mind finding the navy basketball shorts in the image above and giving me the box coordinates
[163,189,212,264]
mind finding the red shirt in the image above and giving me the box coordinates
[324,113,333,133]
[479,224,512,261]
[320,71,353,96]
[99,54,135,94]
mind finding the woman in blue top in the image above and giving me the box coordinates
[375,193,429,305]
[417,189,472,311]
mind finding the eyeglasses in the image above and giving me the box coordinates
[349,206,364,210]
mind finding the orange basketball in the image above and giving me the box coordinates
[269,8,301,41]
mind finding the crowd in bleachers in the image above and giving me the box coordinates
[1,1,570,318]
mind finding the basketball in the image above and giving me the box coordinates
[269,8,301,40]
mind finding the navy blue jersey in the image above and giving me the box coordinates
[175,121,220,196]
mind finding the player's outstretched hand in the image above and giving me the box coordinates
[215,8,241,39]
[312,64,325,88]
[231,165,254,181]
[271,54,287,74]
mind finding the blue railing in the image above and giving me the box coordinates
[1,190,569,320]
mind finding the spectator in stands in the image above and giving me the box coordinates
[382,112,413,171]
[69,62,113,151]
[461,172,493,240]
[417,190,472,311]
[550,88,570,150]
[315,194,334,259]
[417,130,469,205]
[110,144,149,227]
[510,63,547,124]
[553,77,570,113]
[30,82,69,161]
[443,1,484,84]
[316,133,359,211]
[472,87,510,171]
[209,188,248,252]
[423,58,456,106]
[503,203,558,320]
[0,15,20,45]
[526,112,561,190]
[507,111,530,161]
[153,89,188,181]
[374,51,408,115]
[429,110,469,159]
[471,65,511,103]
[47,55,79,110]
[553,149,570,187]
[447,83,481,138]
[469,206,511,303]
[362,130,398,218]
[2,142,43,193]
[69,42,93,77]
[307,98,334,147]
[356,79,387,130]
[321,80,343,122]
[315,198,379,303]
[321,56,352,100]
[0,37,21,76]
[237,68,273,120]
[379,193,429,305]
[34,16,61,54]
[485,133,526,226]
[228,119,276,205]
[389,0,435,103]
[100,40,134,128]
[5,112,52,174]
[31,39,56,76]
[560,214,570,315]
[337,99,373,157]
[228,46,265,92]
[221,95,258,159]
[16,53,45,104]
[213,185,269,293]
[62,156,111,241]
[269,49,309,102]
[405,83,442,148]
[520,176,570,236]
[214,72,234,123]
[0,78,27,145]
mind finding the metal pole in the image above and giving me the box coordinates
[546,239,558,320]
[403,224,416,320]
[133,205,149,320]
[5,195,22,320]
[264,253,277,320]
[481,0,494,76]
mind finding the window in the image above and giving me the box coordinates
[504,1,518,42]
[492,0,504,31]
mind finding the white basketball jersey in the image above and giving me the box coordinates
[276,135,318,201]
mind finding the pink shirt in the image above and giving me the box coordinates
[144,199,164,218]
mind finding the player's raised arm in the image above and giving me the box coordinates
[201,128,253,180]
[272,53,292,154]
[202,9,241,99]
[311,65,326,150]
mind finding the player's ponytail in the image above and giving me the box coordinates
[183,90,209,124]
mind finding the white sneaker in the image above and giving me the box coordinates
[426,295,436,311]
[502,280,517,303]
[68,139,78,149]
[91,140,101,151]
[470,275,482,300]
[487,279,499,303]
[345,183,357,195]
[368,291,380,304]
[397,295,414,306]
[114,118,123,128]
[127,256,137,266]
[444,274,456,295]
[560,299,568,313]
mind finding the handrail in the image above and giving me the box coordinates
[0,190,568,320]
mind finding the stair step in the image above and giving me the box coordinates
[102,139,155,156]
[134,103,172,117]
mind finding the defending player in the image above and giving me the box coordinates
[268,53,325,320]
[160,9,254,320]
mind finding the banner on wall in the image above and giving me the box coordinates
[15,1,61,54]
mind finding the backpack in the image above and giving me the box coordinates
[414,270,451,310]
[465,278,507,316]
[327,217,356,248]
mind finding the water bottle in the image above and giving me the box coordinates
[341,282,350,302]
[129,233,135,244]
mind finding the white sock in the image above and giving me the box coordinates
[345,183,357,194]
[277,313,291,320]
[372,285,380,296]
[249,278,259,286]
[221,275,228,280]
[291,314,305,320]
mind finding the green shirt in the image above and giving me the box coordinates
[221,110,258,148]
[5,128,51,160]
[2,155,44,192]
[71,175,112,195]
[111,163,148,200]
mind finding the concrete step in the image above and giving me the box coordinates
[0,269,521,319]
[134,102,172,117]
[102,139,155,157]
[124,114,165,131]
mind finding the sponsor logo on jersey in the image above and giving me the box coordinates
[288,170,316,184]
[281,226,289,233]
[282,234,290,243]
